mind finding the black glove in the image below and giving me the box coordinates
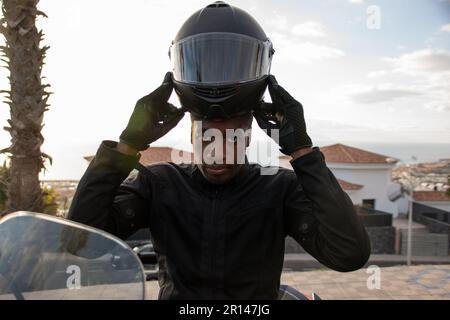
[253,75,312,155]
[119,72,185,151]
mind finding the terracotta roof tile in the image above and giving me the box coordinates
[413,191,450,202]
[337,179,364,191]
[320,143,397,164]
[85,147,193,166]
[138,147,193,166]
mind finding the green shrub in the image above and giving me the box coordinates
[0,162,58,216]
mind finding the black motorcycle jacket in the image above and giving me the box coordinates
[68,140,371,299]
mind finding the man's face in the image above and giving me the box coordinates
[191,114,252,185]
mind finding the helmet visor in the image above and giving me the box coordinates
[170,32,273,85]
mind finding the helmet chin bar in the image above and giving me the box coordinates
[173,76,268,120]
[205,104,228,120]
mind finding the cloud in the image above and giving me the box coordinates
[365,50,450,112]
[425,101,450,112]
[305,118,445,144]
[281,41,345,63]
[271,33,344,64]
[367,70,388,78]
[291,21,326,38]
[266,16,340,63]
[348,0,364,4]
[441,24,450,33]
[349,86,422,104]
[383,49,450,75]
[267,12,289,31]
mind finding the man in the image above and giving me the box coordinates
[68,2,370,300]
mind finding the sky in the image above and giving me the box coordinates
[0,0,449,179]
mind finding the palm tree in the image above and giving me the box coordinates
[0,0,51,216]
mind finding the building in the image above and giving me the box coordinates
[413,191,450,212]
[280,143,400,216]
[392,159,450,192]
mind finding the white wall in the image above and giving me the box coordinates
[279,157,399,216]
[326,163,399,216]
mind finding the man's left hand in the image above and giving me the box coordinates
[253,75,312,156]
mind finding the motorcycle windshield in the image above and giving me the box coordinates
[0,212,146,300]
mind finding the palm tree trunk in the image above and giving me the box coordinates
[0,0,51,215]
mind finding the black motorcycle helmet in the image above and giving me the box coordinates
[169,1,274,120]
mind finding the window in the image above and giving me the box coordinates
[362,199,376,209]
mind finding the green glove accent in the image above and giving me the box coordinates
[120,72,185,151]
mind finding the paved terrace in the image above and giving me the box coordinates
[280,264,450,300]
[145,264,450,300]
[283,254,450,270]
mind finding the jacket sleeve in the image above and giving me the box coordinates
[67,140,152,240]
[284,147,371,272]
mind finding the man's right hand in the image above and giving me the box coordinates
[119,72,185,151]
